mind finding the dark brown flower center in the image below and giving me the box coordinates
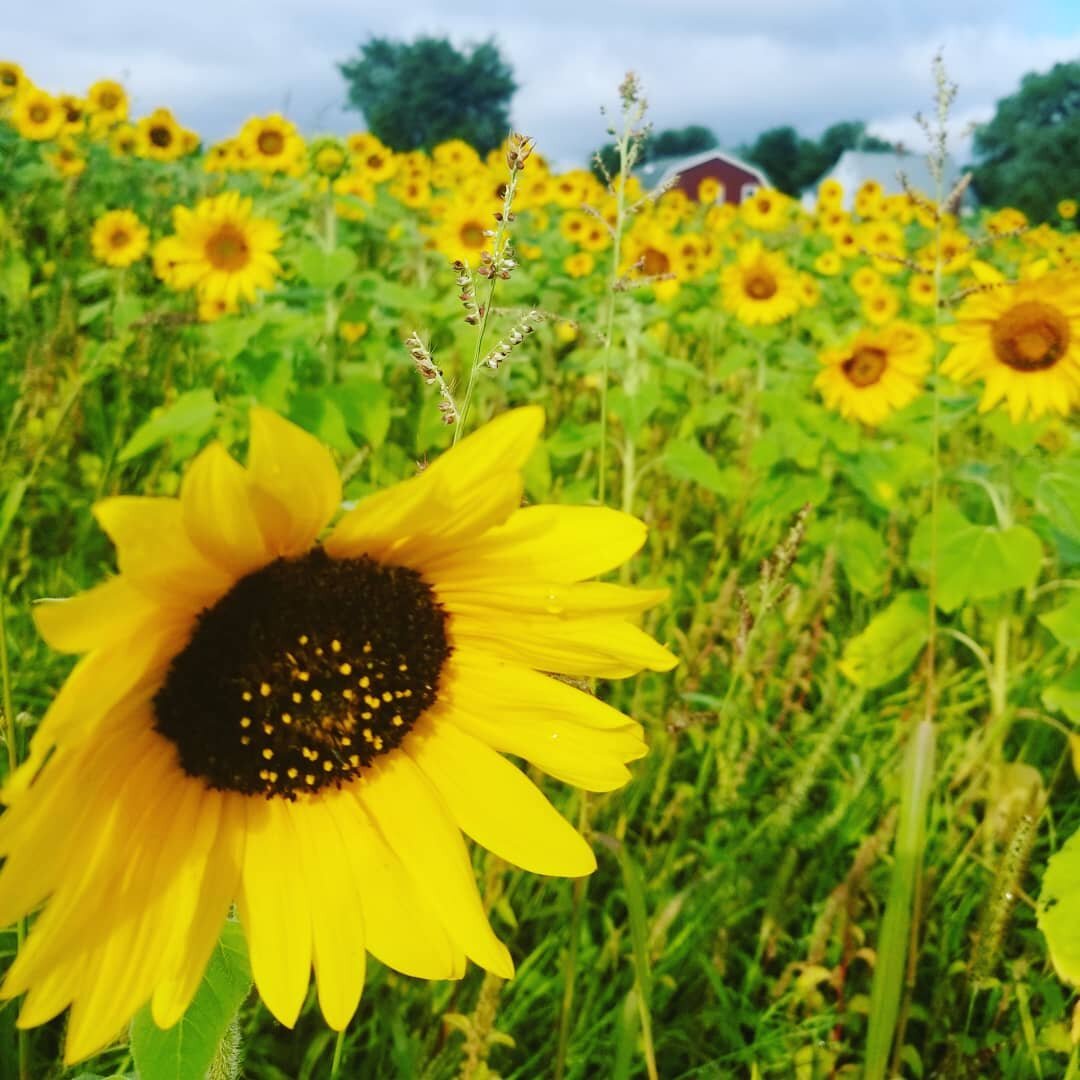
[460,222,486,248]
[149,124,173,148]
[991,300,1070,372]
[109,229,131,250]
[29,104,50,124]
[745,270,777,300]
[98,90,120,110]
[257,129,285,156]
[1,70,17,88]
[204,224,251,271]
[154,549,450,798]
[641,247,671,277]
[842,345,888,387]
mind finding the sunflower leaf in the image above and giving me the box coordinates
[1037,470,1080,541]
[661,438,727,495]
[296,244,358,290]
[1043,664,1080,723]
[1039,592,1080,649]
[129,920,251,1080]
[839,591,928,688]
[1038,826,1080,986]
[117,390,219,463]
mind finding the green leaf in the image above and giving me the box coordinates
[1038,471,1080,541]
[833,518,887,597]
[113,295,144,335]
[130,920,251,1080]
[839,591,929,688]
[909,501,1043,612]
[661,438,727,495]
[1039,592,1080,649]
[0,478,28,552]
[1043,664,1080,723]
[331,376,392,449]
[203,313,266,362]
[1038,826,1080,986]
[0,254,31,309]
[118,390,219,463]
[296,245,358,290]
[289,391,356,455]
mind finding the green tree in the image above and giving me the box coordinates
[338,36,517,155]
[592,124,717,179]
[972,61,1080,222]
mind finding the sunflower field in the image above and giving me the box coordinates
[2,56,1080,1080]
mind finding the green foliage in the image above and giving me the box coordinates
[972,61,1080,222]
[338,36,517,154]
[593,124,718,178]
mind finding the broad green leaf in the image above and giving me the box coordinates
[118,390,219,463]
[832,518,887,596]
[113,295,145,335]
[1043,664,1080,723]
[839,591,929,688]
[130,920,251,1080]
[332,376,392,450]
[1038,827,1080,985]
[289,391,356,456]
[662,438,727,495]
[296,245,358,290]
[909,501,1043,612]
[1039,592,1080,649]
[0,254,31,309]
[203,313,266,362]
[1038,471,1080,541]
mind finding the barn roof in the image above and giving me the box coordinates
[634,149,771,191]
[806,149,969,208]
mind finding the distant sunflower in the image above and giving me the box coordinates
[44,137,86,178]
[310,138,348,179]
[429,200,495,263]
[941,265,1080,421]
[90,210,150,268]
[333,172,375,221]
[721,241,800,326]
[57,94,86,135]
[11,87,62,141]
[86,79,128,127]
[741,188,788,231]
[239,114,304,174]
[815,322,931,425]
[136,108,185,162]
[0,61,25,101]
[813,250,842,277]
[157,191,281,304]
[907,274,936,307]
[563,251,595,278]
[862,285,900,326]
[0,407,673,1063]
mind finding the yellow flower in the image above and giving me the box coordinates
[862,285,900,326]
[109,123,138,157]
[907,274,936,307]
[44,137,85,178]
[57,94,86,136]
[239,114,305,174]
[86,79,128,127]
[798,271,821,307]
[0,408,674,1063]
[0,61,26,101]
[741,188,789,231]
[157,191,282,305]
[986,207,1028,236]
[339,320,368,344]
[814,250,842,277]
[815,322,930,425]
[554,321,579,345]
[941,266,1080,421]
[197,295,240,323]
[426,198,495,262]
[1058,199,1077,221]
[90,210,149,268]
[720,240,800,326]
[697,176,724,204]
[311,139,348,179]
[11,87,63,141]
[851,265,883,297]
[563,251,595,278]
[136,108,186,162]
[334,172,375,221]
[817,178,844,210]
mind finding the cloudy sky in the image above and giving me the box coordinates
[9,1,1080,167]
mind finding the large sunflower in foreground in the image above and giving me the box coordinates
[815,321,931,426]
[155,191,281,304]
[0,407,675,1063]
[941,264,1080,421]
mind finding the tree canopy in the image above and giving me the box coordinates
[741,121,891,195]
[971,61,1080,223]
[338,36,517,155]
[592,125,718,179]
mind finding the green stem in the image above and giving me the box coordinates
[554,793,589,1080]
[323,188,339,385]
[330,1029,346,1078]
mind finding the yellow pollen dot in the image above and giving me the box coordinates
[359,675,370,688]
[292,692,303,704]
[363,728,373,742]
[282,713,292,724]
[392,715,403,727]
[262,723,274,735]
[343,688,355,700]
[259,769,269,780]
[398,662,408,672]
[331,639,342,653]
[297,671,310,682]
[311,689,323,702]
[240,735,251,746]
[382,691,393,702]
[287,767,299,778]
[315,647,324,657]
[268,771,278,783]
[361,711,372,720]
[374,736,384,750]
[323,760,334,772]
[242,691,253,702]
[305,774,315,785]
[262,748,274,760]
[349,754,360,766]
[339,662,352,675]
[259,682,271,697]
[240,717,252,728]
[341,736,352,746]
[298,634,309,645]
[363,642,372,654]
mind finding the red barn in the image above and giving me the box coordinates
[635,150,771,204]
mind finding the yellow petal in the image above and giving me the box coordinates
[425,505,647,583]
[359,753,513,978]
[438,581,669,619]
[247,407,341,557]
[323,790,464,980]
[180,442,272,577]
[32,577,160,654]
[239,797,313,1027]
[410,719,595,877]
[288,797,366,1031]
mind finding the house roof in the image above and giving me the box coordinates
[633,149,771,190]
[808,149,966,206]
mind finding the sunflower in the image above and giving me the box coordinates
[11,87,62,141]
[0,407,673,1063]
[57,94,86,135]
[239,114,305,174]
[333,172,375,221]
[816,178,844,210]
[851,265,883,298]
[815,322,931,425]
[157,191,282,304]
[986,207,1028,237]
[697,176,724,204]
[45,137,86,178]
[862,285,900,326]
[90,210,150,268]
[1059,199,1078,222]
[907,274,936,307]
[720,241,800,327]
[813,250,842,277]
[310,138,348,179]
[0,61,25,101]
[563,251,595,278]
[428,200,495,263]
[136,108,185,162]
[741,188,788,232]
[86,79,128,128]
[941,265,1080,421]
